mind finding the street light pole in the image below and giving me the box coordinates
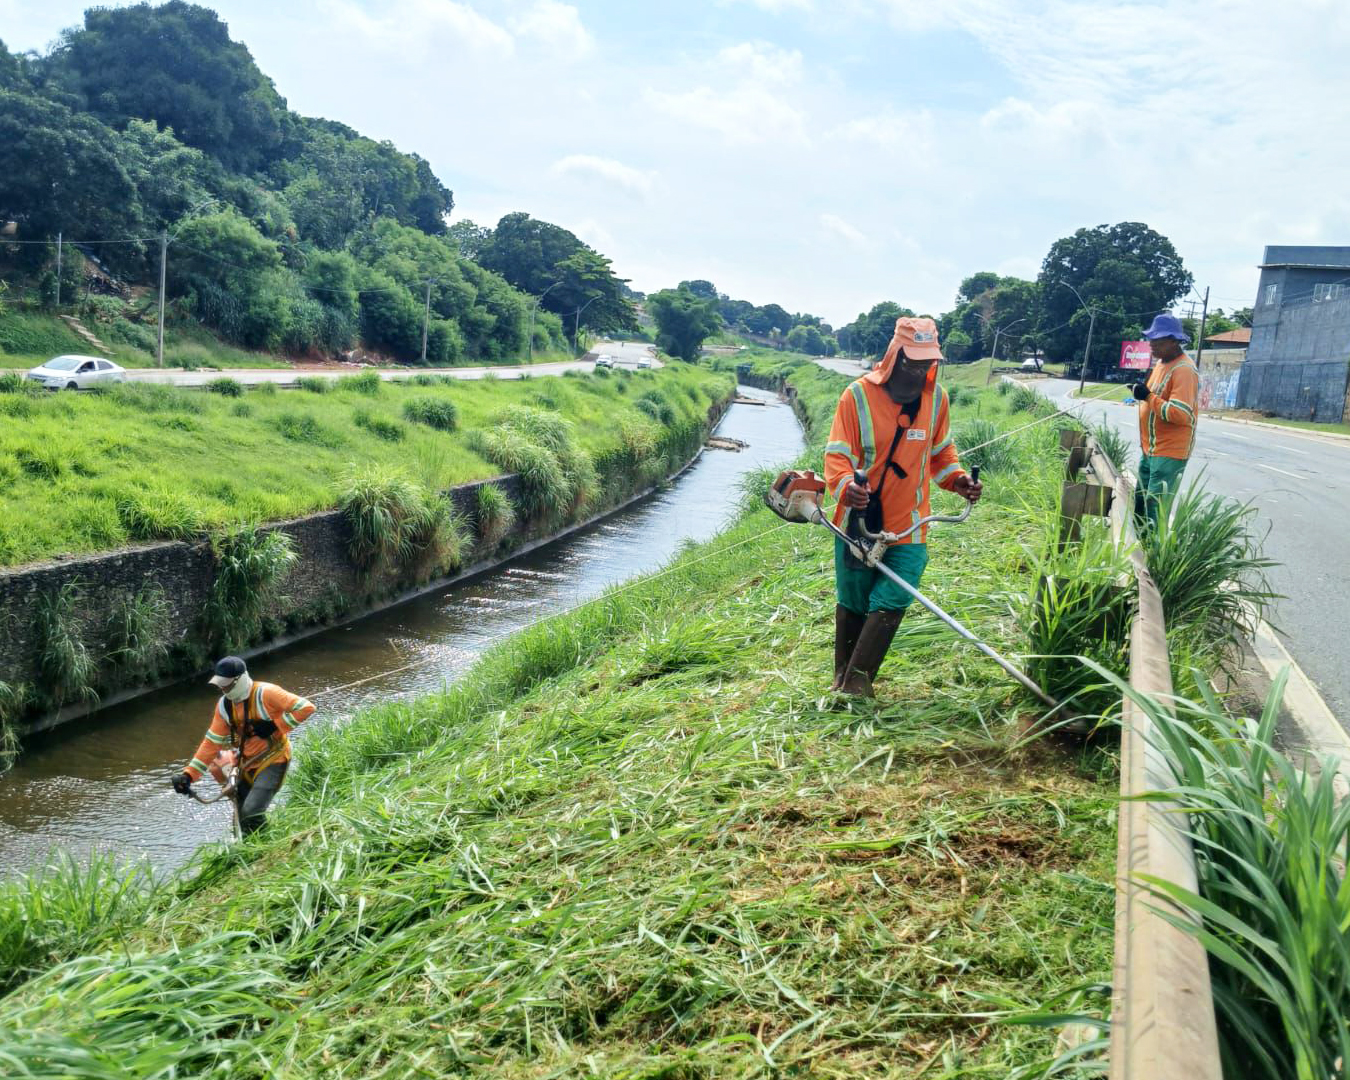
[984,316,1026,385]
[420,279,433,363]
[156,197,218,369]
[1059,280,1097,395]
[528,280,563,361]
[573,294,600,353]
[156,231,168,368]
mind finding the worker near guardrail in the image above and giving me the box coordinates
[170,656,315,835]
[823,316,982,696]
[1132,313,1199,529]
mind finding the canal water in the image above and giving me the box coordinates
[0,389,805,876]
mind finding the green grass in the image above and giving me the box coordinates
[0,365,730,567]
[1223,413,1350,438]
[1105,667,1350,1080]
[0,389,1119,1075]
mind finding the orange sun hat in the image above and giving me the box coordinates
[864,316,944,385]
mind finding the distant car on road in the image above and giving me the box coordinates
[594,354,614,368]
[27,355,126,390]
[636,356,652,369]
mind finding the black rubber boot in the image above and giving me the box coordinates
[831,605,867,691]
[839,610,904,697]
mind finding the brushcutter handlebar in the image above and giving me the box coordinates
[857,465,982,543]
[188,766,238,805]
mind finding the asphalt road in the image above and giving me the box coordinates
[1036,377,1349,730]
[9,341,659,387]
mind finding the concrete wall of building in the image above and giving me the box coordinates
[1242,246,1350,421]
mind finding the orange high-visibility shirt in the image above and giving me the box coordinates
[1138,354,1199,460]
[183,682,315,782]
[823,377,965,544]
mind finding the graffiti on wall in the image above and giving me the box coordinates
[1198,365,1241,410]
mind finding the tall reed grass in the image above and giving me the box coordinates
[105,587,171,678]
[475,482,516,546]
[35,582,98,707]
[1142,481,1278,662]
[204,526,297,651]
[1098,665,1350,1080]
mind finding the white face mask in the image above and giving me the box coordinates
[224,673,254,702]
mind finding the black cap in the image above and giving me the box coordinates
[208,655,247,689]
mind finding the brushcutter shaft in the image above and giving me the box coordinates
[821,516,1061,711]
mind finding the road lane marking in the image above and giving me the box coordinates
[1276,445,1310,455]
[1255,463,1306,480]
[1220,431,1254,441]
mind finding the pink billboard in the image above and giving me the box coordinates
[1119,341,1151,370]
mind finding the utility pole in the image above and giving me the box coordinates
[54,232,62,309]
[156,231,168,368]
[1194,286,1209,368]
[528,280,564,361]
[420,279,432,363]
[1079,308,1097,396]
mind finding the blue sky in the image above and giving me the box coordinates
[6,0,1349,325]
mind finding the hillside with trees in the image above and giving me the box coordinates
[0,3,635,366]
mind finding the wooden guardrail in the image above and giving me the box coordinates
[1058,429,1222,1080]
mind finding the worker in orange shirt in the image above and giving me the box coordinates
[1132,313,1199,529]
[823,316,981,696]
[171,656,315,835]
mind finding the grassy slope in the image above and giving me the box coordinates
[0,365,727,567]
[0,309,579,371]
[0,358,1117,1077]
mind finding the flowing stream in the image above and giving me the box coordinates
[0,388,805,876]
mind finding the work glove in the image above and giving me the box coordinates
[171,772,193,796]
[250,719,277,739]
[1131,382,1151,401]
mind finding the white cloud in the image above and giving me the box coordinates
[724,0,813,11]
[321,0,514,56]
[509,1,593,56]
[644,41,809,144]
[550,155,656,197]
[835,110,935,155]
[820,212,867,247]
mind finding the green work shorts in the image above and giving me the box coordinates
[835,538,929,614]
[1133,454,1188,530]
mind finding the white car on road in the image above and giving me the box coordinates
[27,355,127,390]
[594,354,614,368]
[636,356,652,369]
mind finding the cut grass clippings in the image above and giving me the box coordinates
[0,367,1119,1077]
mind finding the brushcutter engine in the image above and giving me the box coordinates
[765,469,827,524]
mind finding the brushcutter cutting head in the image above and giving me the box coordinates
[765,469,827,523]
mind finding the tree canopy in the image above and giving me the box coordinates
[648,287,722,362]
[48,1,287,172]
[1036,222,1191,374]
[478,212,637,341]
[0,2,575,365]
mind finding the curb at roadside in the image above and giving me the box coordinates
[1207,412,1350,446]
[1249,620,1350,798]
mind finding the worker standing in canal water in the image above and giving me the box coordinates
[171,656,315,835]
[824,316,981,697]
[1132,313,1200,530]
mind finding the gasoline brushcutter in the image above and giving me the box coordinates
[187,756,242,840]
[765,467,1062,712]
